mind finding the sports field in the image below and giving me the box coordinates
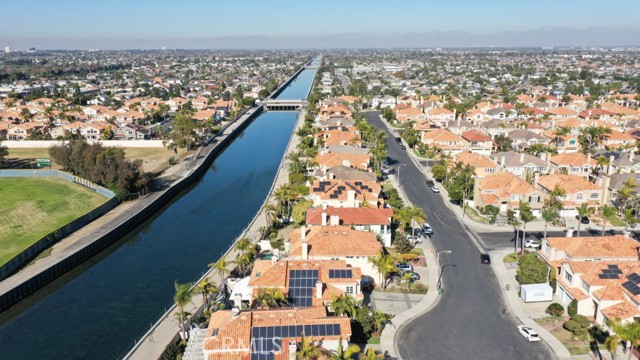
[0,177,109,265]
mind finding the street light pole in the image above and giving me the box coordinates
[397,163,406,186]
[436,250,452,294]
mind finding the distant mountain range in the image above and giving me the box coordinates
[5,27,640,50]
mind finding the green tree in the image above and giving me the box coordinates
[611,318,640,360]
[209,258,230,284]
[297,333,324,360]
[196,278,217,310]
[516,253,548,284]
[368,252,397,290]
[576,203,592,237]
[331,295,358,318]
[291,199,313,226]
[360,348,383,360]
[173,281,193,340]
[167,110,197,149]
[553,126,572,149]
[605,334,621,360]
[327,340,360,360]
[431,164,447,182]
[600,205,617,235]
[545,303,564,317]
[402,271,415,291]
[253,288,286,309]
[518,202,535,255]
[234,252,253,277]
[541,207,560,240]
[494,134,513,152]
[0,141,8,164]
[623,208,637,231]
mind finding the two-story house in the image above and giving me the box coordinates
[494,151,548,177]
[420,128,465,155]
[306,205,394,246]
[473,171,546,216]
[536,174,604,217]
[549,153,596,178]
[309,179,382,208]
[452,151,498,178]
[461,130,493,155]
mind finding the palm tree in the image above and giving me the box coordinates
[396,205,427,235]
[368,252,397,290]
[331,295,358,318]
[196,278,217,309]
[519,202,535,255]
[174,281,193,340]
[327,339,360,360]
[360,348,384,360]
[576,203,592,237]
[553,126,572,149]
[253,288,286,309]
[296,333,324,360]
[234,236,252,253]
[209,258,230,284]
[234,252,253,277]
[548,185,566,212]
[605,334,621,360]
[371,310,391,335]
[402,272,415,291]
[541,207,560,240]
[600,205,617,235]
[617,178,638,210]
[623,209,637,231]
[611,319,640,360]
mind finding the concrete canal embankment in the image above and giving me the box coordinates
[0,106,264,312]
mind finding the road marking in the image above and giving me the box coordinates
[432,211,466,235]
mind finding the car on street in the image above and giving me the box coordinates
[481,253,491,264]
[524,238,540,248]
[422,223,433,235]
[430,185,440,193]
[517,325,540,342]
[576,215,590,224]
[426,179,435,187]
[397,263,413,273]
[400,144,407,150]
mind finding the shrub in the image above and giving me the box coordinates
[545,303,564,317]
[399,253,420,262]
[160,342,184,360]
[413,282,428,292]
[571,314,591,329]
[394,236,413,254]
[563,319,581,333]
[568,299,578,317]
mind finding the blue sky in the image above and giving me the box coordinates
[2,0,639,48]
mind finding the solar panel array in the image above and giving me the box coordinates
[329,269,353,279]
[599,264,623,279]
[250,324,342,360]
[622,273,640,296]
[288,269,318,307]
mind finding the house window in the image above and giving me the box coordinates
[581,280,590,293]
[538,167,546,172]
[576,194,583,201]
[529,195,540,203]
[565,272,573,284]
[583,166,589,173]
[572,167,580,172]
[590,193,599,199]
[511,194,521,201]
[485,168,495,173]
[346,286,354,295]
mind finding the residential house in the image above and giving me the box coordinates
[420,128,465,155]
[602,130,636,150]
[549,153,596,178]
[507,129,549,151]
[536,174,604,217]
[288,225,383,279]
[396,107,426,124]
[461,130,493,155]
[116,123,149,140]
[315,151,370,172]
[451,151,498,178]
[473,171,546,215]
[317,128,360,147]
[202,307,352,360]
[6,122,46,140]
[309,179,382,208]
[605,173,640,206]
[306,205,394,246]
[494,151,548,177]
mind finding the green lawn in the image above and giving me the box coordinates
[0,177,109,265]
[465,207,491,224]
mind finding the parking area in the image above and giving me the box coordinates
[370,291,424,315]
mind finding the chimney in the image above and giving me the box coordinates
[322,202,328,210]
[315,281,323,299]
[608,155,615,175]
[288,340,297,360]
[500,156,505,166]
[321,212,328,226]
[301,225,306,240]
[631,152,635,162]
[541,152,547,162]
[330,215,340,226]
[301,226,309,260]
[566,228,574,238]
[234,293,242,309]
[533,172,540,188]
[520,153,524,163]
[587,153,591,163]
[347,190,356,206]
[232,306,240,317]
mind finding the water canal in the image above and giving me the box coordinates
[0,63,317,359]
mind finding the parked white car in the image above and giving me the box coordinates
[524,239,540,248]
[517,325,540,342]
[430,185,440,193]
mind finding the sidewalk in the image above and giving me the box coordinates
[378,174,441,360]
[491,249,573,360]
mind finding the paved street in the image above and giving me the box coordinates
[480,229,640,251]
[363,111,552,360]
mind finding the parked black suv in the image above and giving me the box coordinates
[426,179,435,187]
[481,254,491,264]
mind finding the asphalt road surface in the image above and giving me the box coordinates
[363,111,552,360]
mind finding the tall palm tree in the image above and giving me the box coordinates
[553,126,572,149]
[174,281,193,340]
[196,278,217,310]
[327,339,360,360]
[519,202,535,255]
[541,207,559,240]
[617,178,638,210]
[402,272,415,291]
[368,252,397,290]
[371,310,391,335]
[576,203,592,237]
[331,295,358,318]
[611,319,640,360]
[234,236,252,253]
[605,333,621,360]
[548,185,566,212]
[600,205,617,235]
[234,252,253,277]
[209,258,230,284]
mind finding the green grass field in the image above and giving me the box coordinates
[0,177,109,265]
